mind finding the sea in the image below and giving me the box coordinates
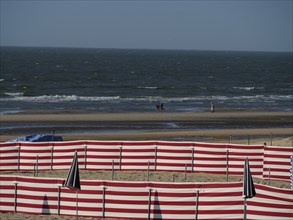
[1,46,292,114]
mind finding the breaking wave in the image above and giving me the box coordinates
[4,92,24,97]
[1,94,292,103]
[137,86,158,89]
[233,87,264,91]
[1,94,120,103]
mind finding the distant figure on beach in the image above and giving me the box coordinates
[160,103,165,111]
[210,102,215,113]
[156,102,165,112]
[156,103,160,111]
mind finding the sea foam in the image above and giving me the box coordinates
[1,94,292,103]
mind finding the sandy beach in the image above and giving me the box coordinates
[1,110,292,219]
[1,110,292,187]
[1,110,292,123]
[1,111,292,143]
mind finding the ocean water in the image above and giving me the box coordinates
[1,47,292,114]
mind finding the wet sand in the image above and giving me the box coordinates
[1,111,292,143]
[1,110,292,122]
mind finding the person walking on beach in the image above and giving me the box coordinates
[155,102,165,112]
[210,102,215,113]
[156,103,160,111]
[160,103,165,111]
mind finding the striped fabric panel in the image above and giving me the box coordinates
[263,145,293,182]
[0,144,19,171]
[193,143,227,175]
[19,145,52,171]
[52,143,86,170]
[85,146,120,170]
[120,144,156,171]
[195,182,243,220]
[0,141,292,182]
[156,143,194,172]
[0,175,63,215]
[227,144,264,178]
[247,184,293,220]
[1,175,292,219]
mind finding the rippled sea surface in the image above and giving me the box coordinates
[1,47,292,114]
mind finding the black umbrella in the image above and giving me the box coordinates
[64,151,81,219]
[243,157,256,198]
[64,150,81,190]
[243,157,256,220]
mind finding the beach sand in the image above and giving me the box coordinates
[1,111,292,143]
[0,111,292,219]
[1,110,292,123]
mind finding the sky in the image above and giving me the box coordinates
[0,0,292,52]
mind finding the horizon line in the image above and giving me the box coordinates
[1,45,292,53]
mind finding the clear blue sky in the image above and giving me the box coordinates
[1,0,292,52]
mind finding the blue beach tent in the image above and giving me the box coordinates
[7,134,63,142]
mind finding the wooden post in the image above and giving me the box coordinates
[52,130,55,142]
[229,135,232,144]
[154,145,158,171]
[36,155,39,177]
[76,191,78,220]
[102,187,106,219]
[147,188,152,220]
[84,145,87,170]
[270,132,273,146]
[111,160,114,181]
[57,186,61,215]
[191,148,195,173]
[184,164,187,182]
[14,183,18,213]
[268,167,271,185]
[226,150,229,182]
[51,146,54,170]
[17,145,21,172]
[290,156,293,190]
[119,145,122,171]
[248,135,250,145]
[243,198,247,220]
[147,161,150,182]
[195,190,199,220]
